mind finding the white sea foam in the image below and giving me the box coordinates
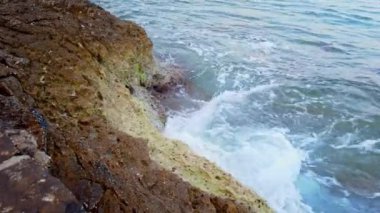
[332,138,380,153]
[369,192,380,199]
[346,139,380,152]
[165,84,312,213]
[250,41,277,54]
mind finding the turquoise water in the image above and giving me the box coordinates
[94,1,380,212]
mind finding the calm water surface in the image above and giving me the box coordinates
[93,1,380,212]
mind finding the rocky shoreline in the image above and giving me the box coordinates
[0,0,271,212]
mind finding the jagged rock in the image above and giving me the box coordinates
[0,133,17,163]
[0,0,271,212]
[0,49,30,69]
[152,68,186,93]
[0,129,80,213]
[0,76,35,107]
[0,73,79,212]
[34,150,51,167]
[0,155,81,213]
[5,129,38,157]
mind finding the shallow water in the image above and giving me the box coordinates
[93,1,380,212]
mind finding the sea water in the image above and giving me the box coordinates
[93,1,380,212]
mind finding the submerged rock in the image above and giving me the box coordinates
[0,0,271,212]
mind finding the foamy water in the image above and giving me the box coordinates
[94,0,380,212]
[164,85,310,212]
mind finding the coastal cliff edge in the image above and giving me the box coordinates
[0,0,271,212]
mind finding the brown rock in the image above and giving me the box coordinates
[0,155,80,213]
[152,68,186,93]
[0,0,270,212]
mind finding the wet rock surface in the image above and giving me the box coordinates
[0,0,270,212]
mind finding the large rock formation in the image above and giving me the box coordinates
[0,0,271,212]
